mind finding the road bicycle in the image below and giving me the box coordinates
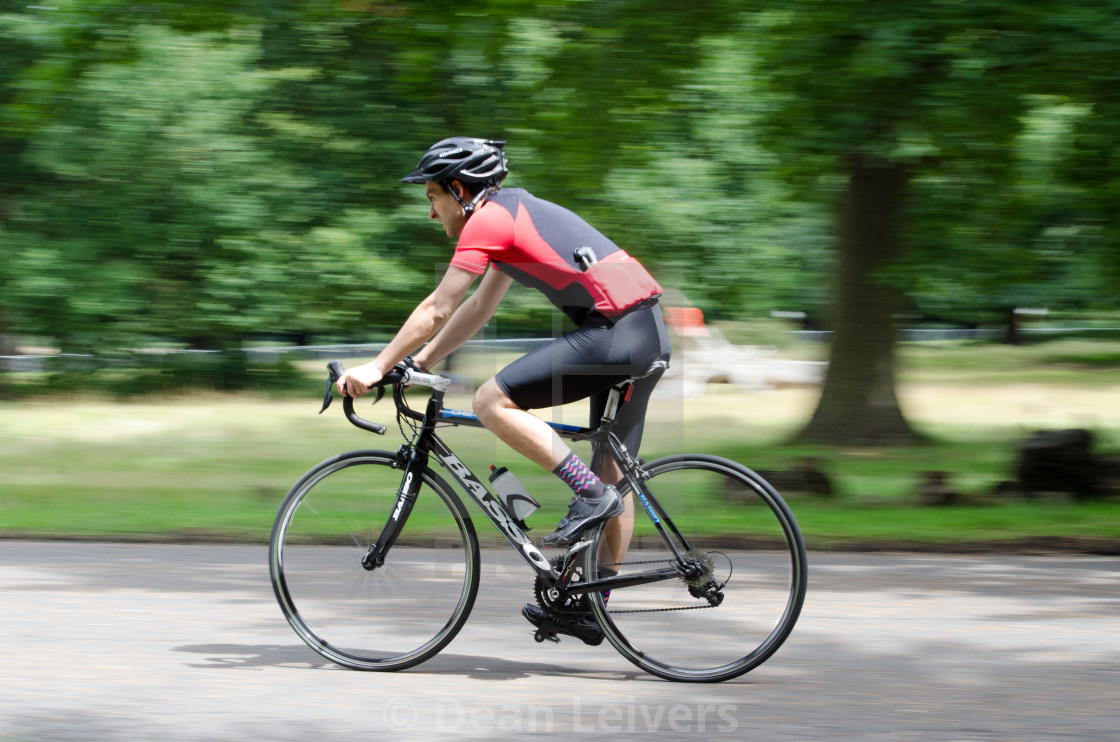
[269,360,807,682]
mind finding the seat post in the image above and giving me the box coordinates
[602,359,668,423]
[600,383,626,423]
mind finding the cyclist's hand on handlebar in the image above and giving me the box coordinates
[335,361,386,399]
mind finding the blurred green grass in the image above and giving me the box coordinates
[1,340,1118,550]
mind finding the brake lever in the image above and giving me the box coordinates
[321,361,344,414]
[321,360,388,414]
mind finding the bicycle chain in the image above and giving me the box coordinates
[608,604,716,614]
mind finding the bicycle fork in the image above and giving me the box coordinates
[362,445,427,571]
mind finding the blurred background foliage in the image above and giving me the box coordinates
[2,0,1120,441]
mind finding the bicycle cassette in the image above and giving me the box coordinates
[680,549,717,588]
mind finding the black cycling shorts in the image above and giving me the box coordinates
[495,303,672,456]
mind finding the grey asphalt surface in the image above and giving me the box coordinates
[1,542,1117,741]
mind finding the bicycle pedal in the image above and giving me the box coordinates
[533,630,561,644]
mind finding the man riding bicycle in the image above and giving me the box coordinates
[335,137,671,641]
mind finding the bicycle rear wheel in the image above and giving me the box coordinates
[584,454,807,682]
[269,450,480,671]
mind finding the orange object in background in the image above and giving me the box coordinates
[664,306,709,337]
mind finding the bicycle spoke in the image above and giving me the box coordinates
[585,454,807,682]
[270,451,480,671]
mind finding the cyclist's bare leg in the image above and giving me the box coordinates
[597,458,634,567]
[473,377,570,470]
[475,377,633,566]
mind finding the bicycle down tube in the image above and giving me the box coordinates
[434,393,697,599]
[363,373,560,582]
[427,433,555,579]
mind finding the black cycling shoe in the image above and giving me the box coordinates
[522,604,603,646]
[542,486,624,547]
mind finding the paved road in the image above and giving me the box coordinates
[1,542,1117,741]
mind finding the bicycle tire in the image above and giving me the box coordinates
[269,450,480,671]
[584,453,807,682]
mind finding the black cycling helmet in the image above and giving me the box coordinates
[401,137,508,188]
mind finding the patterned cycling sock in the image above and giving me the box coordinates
[598,567,618,603]
[553,452,606,499]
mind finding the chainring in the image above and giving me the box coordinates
[533,556,592,620]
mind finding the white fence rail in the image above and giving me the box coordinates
[3,328,1119,372]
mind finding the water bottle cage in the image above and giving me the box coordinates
[488,466,541,530]
[500,492,541,531]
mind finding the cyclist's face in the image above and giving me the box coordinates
[425,181,467,239]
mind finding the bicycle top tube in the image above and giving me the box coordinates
[399,368,593,438]
[438,406,588,437]
[325,358,667,440]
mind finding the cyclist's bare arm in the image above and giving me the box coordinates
[337,266,479,398]
[414,266,512,371]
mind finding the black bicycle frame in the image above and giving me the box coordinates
[352,368,695,596]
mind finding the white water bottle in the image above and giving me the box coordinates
[488,465,541,530]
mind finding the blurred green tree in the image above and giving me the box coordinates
[745,2,1120,445]
[2,0,1118,420]
[896,98,1103,343]
[5,23,279,350]
[241,0,747,333]
[601,35,832,322]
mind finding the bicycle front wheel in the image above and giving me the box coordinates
[269,450,480,671]
[585,454,807,682]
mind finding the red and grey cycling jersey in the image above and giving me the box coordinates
[451,187,662,325]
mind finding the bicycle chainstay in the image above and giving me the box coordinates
[597,555,725,614]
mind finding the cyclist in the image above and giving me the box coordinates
[336,137,671,642]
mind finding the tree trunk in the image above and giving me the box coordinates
[795,154,919,447]
[0,308,13,400]
[1002,306,1022,346]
